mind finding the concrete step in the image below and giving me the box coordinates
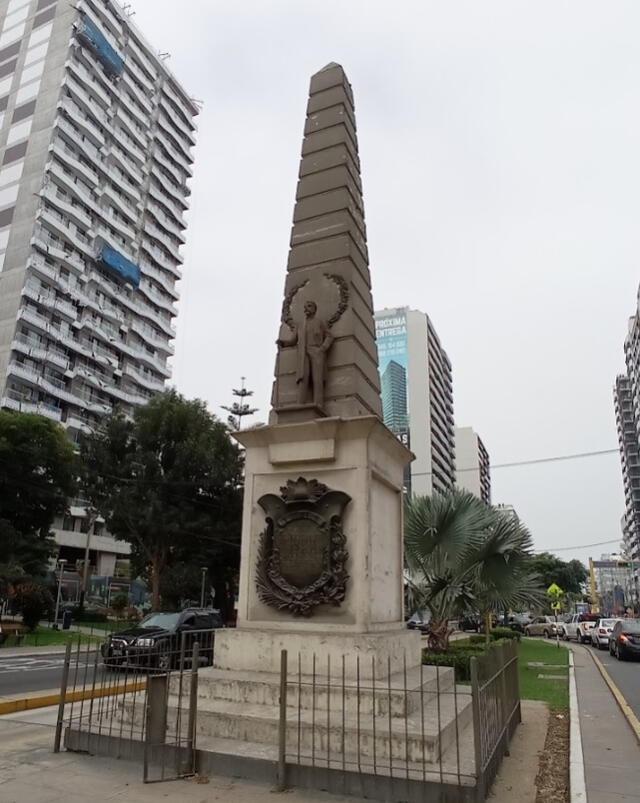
[170,663,455,718]
[120,684,472,765]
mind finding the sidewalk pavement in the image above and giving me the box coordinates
[0,700,549,803]
[570,643,640,803]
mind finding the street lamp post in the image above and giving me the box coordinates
[53,558,67,629]
[200,567,208,608]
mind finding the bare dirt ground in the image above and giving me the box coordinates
[534,711,569,803]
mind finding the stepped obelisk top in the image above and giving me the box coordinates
[270,63,382,425]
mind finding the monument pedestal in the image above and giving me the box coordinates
[212,415,418,679]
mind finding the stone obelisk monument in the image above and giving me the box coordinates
[214,63,419,679]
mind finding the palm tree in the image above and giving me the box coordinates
[405,490,543,650]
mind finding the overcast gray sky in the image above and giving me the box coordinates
[129,0,640,565]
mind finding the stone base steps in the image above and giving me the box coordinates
[120,682,472,765]
[172,663,456,718]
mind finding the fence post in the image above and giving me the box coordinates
[514,639,522,724]
[498,642,510,756]
[53,642,72,753]
[276,649,288,792]
[143,673,169,782]
[470,655,484,801]
[187,641,200,774]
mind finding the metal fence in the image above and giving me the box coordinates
[56,635,519,802]
[56,628,214,783]
[470,640,521,799]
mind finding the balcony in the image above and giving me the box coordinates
[1,392,63,421]
[49,139,100,187]
[149,163,189,210]
[11,335,70,371]
[138,259,179,299]
[22,281,77,321]
[130,320,174,354]
[41,185,93,230]
[38,207,93,259]
[124,54,155,94]
[123,362,165,393]
[104,167,140,206]
[155,125,194,177]
[57,97,105,148]
[115,105,147,151]
[101,184,139,225]
[146,201,186,242]
[147,179,188,221]
[66,56,112,107]
[46,160,100,213]
[65,73,111,127]
[55,118,103,168]
[151,145,186,187]
[158,104,196,150]
[140,237,183,271]
[104,208,136,242]
[120,68,153,114]
[144,222,183,263]
[6,361,79,407]
[138,281,178,315]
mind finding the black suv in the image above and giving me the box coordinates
[101,608,224,671]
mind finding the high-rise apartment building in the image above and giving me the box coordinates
[614,285,640,580]
[614,374,640,562]
[455,426,491,504]
[375,307,455,496]
[0,0,197,575]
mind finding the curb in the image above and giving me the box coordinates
[0,679,146,716]
[568,650,587,802]
[588,647,640,743]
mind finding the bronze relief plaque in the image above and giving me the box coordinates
[256,477,351,616]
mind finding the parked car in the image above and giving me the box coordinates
[507,613,534,633]
[591,618,621,650]
[524,616,558,638]
[559,613,600,643]
[458,613,479,632]
[100,608,224,671]
[609,618,640,661]
[406,610,431,635]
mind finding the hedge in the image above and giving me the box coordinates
[469,627,521,644]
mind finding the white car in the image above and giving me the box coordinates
[560,613,600,643]
[590,618,622,650]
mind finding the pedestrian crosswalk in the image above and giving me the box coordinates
[0,656,65,674]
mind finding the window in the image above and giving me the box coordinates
[0,58,17,78]
[2,141,27,164]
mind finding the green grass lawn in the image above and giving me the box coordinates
[69,620,133,634]
[518,638,569,710]
[0,626,102,648]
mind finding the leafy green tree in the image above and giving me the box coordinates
[405,490,544,650]
[0,411,77,582]
[80,390,243,610]
[13,581,54,631]
[111,593,128,618]
[527,552,588,595]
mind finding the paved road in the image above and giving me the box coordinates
[0,652,108,697]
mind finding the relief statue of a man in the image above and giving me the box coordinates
[277,300,333,408]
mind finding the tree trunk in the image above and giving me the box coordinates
[427,618,452,652]
[150,557,162,610]
[484,611,492,644]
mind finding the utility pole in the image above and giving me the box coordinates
[221,377,258,431]
[53,558,67,629]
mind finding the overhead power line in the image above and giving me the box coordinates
[412,446,619,477]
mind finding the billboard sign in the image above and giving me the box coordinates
[375,309,411,490]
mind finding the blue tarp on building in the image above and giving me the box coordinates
[99,246,140,287]
[77,14,124,76]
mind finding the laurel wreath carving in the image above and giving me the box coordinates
[255,516,349,617]
[280,274,349,332]
[324,273,349,328]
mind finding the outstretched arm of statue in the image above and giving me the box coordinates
[276,326,298,347]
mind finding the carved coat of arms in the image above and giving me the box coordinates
[255,477,351,616]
